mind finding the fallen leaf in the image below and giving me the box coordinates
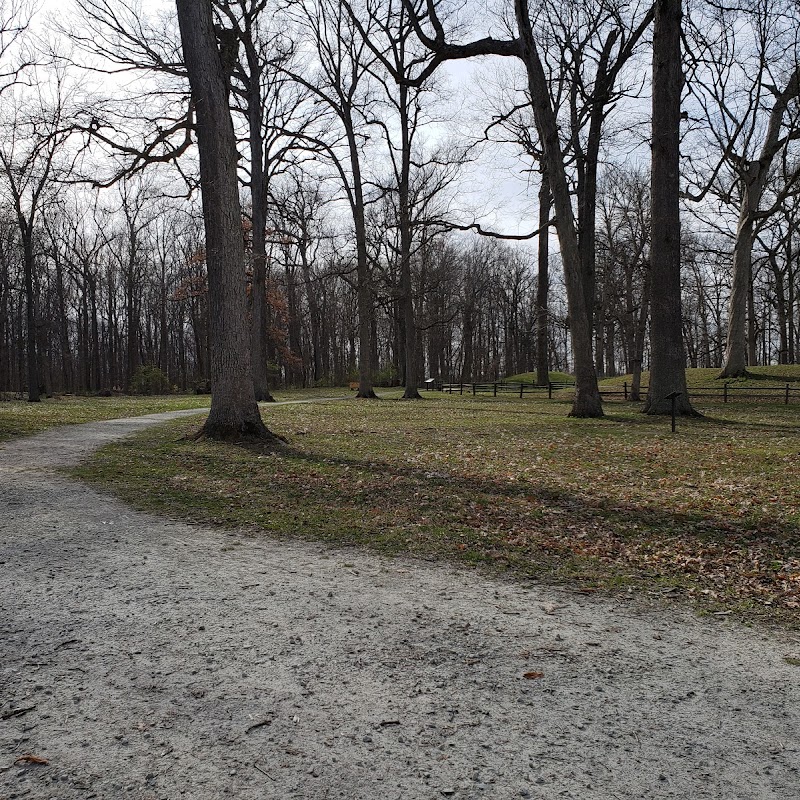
[523,671,544,680]
[14,754,49,766]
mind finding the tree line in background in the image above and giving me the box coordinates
[0,0,798,423]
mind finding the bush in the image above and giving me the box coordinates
[374,365,399,387]
[131,365,171,395]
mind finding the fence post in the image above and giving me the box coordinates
[493,383,497,397]
[459,383,463,395]
[519,383,523,398]
[723,383,728,403]
[548,382,553,399]
[472,383,476,396]
[624,381,628,401]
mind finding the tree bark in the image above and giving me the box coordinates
[22,235,40,402]
[176,0,274,440]
[535,174,551,386]
[398,83,421,400]
[514,2,602,416]
[645,0,695,415]
[350,130,378,399]
[240,28,275,402]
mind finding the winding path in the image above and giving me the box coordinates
[1,411,798,799]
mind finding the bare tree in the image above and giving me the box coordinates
[175,0,275,439]
[683,0,800,377]
[596,166,651,399]
[284,0,381,398]
[404,0,603,416]
[0,68,77,402]
[218,0,313,400]
[343,0,452,399]
[644,0,694,414]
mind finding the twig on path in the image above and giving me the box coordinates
[1,705,36,721]
[245,718,273,734]
[253,762,276,781]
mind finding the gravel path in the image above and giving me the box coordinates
[1,411,799,800]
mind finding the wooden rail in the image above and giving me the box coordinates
[601,382,799,404]
[437,381,573,398]
[435,380,799,404]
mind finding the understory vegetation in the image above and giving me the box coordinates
[60,383,800,627]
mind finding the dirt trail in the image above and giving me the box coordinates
[1,411,799,799]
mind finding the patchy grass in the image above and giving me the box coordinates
[0,387,367,442]
[598,365,800,389]
[506,370,575,384]
[73,392,800,626]
[0,395,211,442]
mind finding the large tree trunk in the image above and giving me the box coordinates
[176,0,274,440]
[515,1,602,417]
[644,0,695,415]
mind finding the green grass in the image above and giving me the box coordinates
[506,365,800,388]
[71,392,800,626]
[0,387,369,442]
[598,365,800,389]
[0,395,211,442]
[505,371,574,384]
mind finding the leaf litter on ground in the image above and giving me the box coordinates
[72,393,800,625]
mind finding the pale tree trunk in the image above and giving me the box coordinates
[645,0,695,415]
[718,66,800,377]
[719,176,757,377]
[176,0,275,440]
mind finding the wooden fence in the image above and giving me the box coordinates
[434,380,800,404]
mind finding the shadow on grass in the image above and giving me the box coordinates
[738,370,800,383]
[233,437,800,554]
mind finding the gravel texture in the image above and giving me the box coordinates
[1,411,799,800]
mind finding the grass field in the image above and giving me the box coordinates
[64,383,800,626]
[508,365,800,388]
[0,388,359,442]
[0,395,211,442]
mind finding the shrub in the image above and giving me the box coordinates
[131,365,171,395]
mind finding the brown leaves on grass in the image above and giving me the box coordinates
[77,396,800,621]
